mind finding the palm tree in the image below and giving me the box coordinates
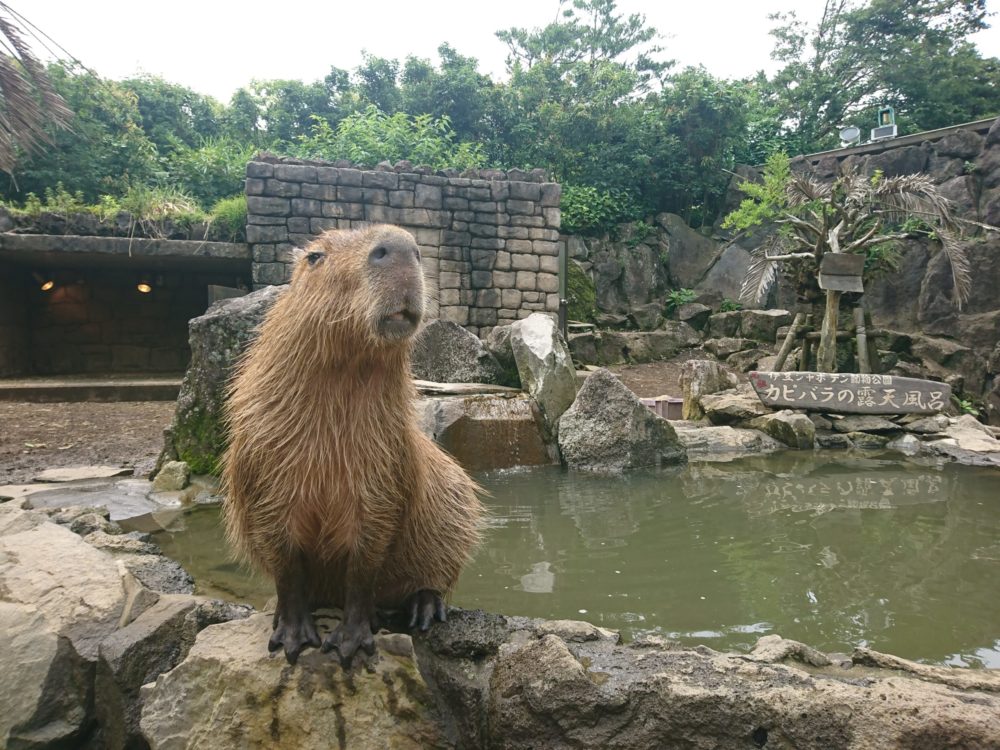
[0,3,72,176]
[725,153,976,371]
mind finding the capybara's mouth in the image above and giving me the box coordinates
[378,308,422,339]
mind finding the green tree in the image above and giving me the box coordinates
[120,75,224,153]
[764,0,996,154]
[5,64,158,201]
[293,105,484,169]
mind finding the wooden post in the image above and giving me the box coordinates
[774,312,806,371]
[800,335,812,371]
[816,289,842,372]
[853,306,870,374]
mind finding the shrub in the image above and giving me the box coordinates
[209,195,247,242]
[560,184,646,236]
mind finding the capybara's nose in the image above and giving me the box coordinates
[368,238,420,269]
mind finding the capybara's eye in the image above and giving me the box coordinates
[414,248,421,261]
[371,245,388,261]
[306,251,324,266]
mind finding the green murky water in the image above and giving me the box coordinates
[144,455,1000,667]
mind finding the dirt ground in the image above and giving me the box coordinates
[0,401,175,485]
[606,348,737,398]
[0,353,729,486]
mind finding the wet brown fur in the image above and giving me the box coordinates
[221,224,484,609]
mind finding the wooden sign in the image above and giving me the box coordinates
[749,371,951,415]
[818,253,865,293]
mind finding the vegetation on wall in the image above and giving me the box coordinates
[1,0,997,234]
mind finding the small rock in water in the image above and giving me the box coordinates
[152,461,191,492]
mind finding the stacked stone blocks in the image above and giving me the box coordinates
[246,156,562,335]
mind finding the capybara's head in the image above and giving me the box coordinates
[290,225,426,344]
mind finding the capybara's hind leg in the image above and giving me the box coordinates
[404,589,447,631]
[269,551,320,664]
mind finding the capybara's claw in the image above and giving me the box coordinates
[322,621,376,667]
[269,613,321,664]
[406,589,447,632]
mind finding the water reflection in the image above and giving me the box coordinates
[142,455,1000,667]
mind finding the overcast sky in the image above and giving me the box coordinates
[12,0,1000,102]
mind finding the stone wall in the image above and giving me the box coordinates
[0,268,30,377]
[245,155,562,335]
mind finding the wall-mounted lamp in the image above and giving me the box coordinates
[137,274,153,294]
[32,272,55,291]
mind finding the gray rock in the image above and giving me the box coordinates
[901,413,949,434]
[484,323,521,387]
[411,319,506,384]
[695,244,751,305]
[166,286,284,474]
[152,460,190,492]
[887,433,922,456]
[675,302,712,330]
[671,423,784,461]
[679,359,738,420]
[659,213,724,288]
[831,415,902,434]
[34,465,133,482]
[848,431,892,450]
[510,313,578,433]
[704,337,754,358]
[746,410,816,450]
[700,386,770,425]
[925,414,1000,467]
[558,369,686,471]
[816,432,853,449]
[740,309,792,343]
[726,347,771,373]
[705,311,742,339]
[627,302,665,330]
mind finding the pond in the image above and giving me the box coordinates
[143,454,1000,667]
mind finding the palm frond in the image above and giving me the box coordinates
[740,234,784,306]
[0,8,72,174]
[786,173,832,206]
[937,227,972,308]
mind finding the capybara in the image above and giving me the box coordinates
[222,224,484,665]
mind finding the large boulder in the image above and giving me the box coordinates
[671,423,783,460]
[484,324,522,387]
[420,610,1000,750]
[411,319,507,384]
[510,313,578,433]
[658,212,725,288]
[557,369,686,471]
[925,414,1000,467]
[679,359,738,420]
[699,385,770,425]
[740,309,793,343]
[140,614,446,750]
[0,504,249,749]
[164,286,283,475]
[746,410,816,450]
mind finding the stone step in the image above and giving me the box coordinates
[0,374,182,403]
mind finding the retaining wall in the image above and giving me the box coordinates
[245,155,563,335]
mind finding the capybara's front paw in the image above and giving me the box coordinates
[322,618,376,667]
[268,611,321,664]
[405,589,447,632]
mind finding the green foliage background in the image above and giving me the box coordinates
[3,0,997,235]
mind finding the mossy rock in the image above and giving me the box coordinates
[167,286,284,475]
[566,259,597,323]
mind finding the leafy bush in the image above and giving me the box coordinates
[293,106,484,169]
[560,184,646,236]
[665,288,696,314]
[719,298,742,312]
[167,136,257,208]
[209,195,247,241]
